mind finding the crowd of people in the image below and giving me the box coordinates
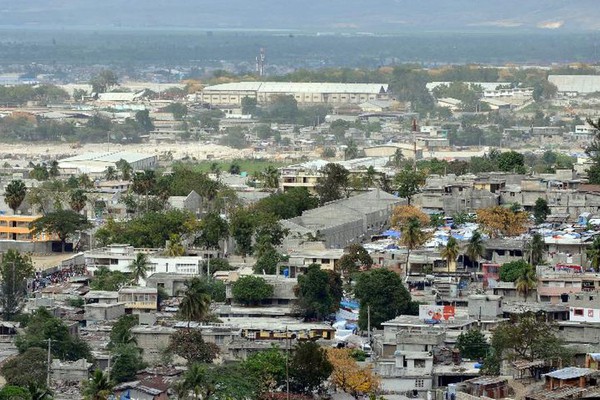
[29,266,87,292]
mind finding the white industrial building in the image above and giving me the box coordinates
[548,75,600,95]
[58,151,157,175]
[84,244,202,284]
[197,81,390,106]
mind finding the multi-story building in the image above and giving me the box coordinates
[84,245,203,283]
[118,287,158,313]
[197,82,390,107]
[0,214,54,242]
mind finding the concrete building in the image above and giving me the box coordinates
[58,151,157,176]
[145,273,196,297]
[198,82,390,106]
[84,245,202,282]
[85,302,125,324]
[118,287,158,313]
[282,189,403,249]
[132,325,176,364]
[166,190,202,216]
[548,75,600,95]
[51,358,92,383]
[225,274,297,308]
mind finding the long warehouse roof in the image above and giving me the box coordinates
[203,81,389,94]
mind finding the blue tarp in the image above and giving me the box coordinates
[381,229,401,238]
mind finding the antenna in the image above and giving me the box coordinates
[256,48,266,77]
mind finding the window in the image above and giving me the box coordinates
[574,308,584,316]
[415,379,424,388]
[414,359,426,368]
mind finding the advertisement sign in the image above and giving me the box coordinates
[419,304,456,321]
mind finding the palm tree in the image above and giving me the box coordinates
[128,252,149,285]
[116,159,133,181]
[363,166,377,189]
[28,383,53,400]
[262,166,280,189]
[466,230,486,270]
[104,166,118,181]
[4,180,27,214]
[69,189,88,213]
[526,233,545,266]
[587,236,600,272]
[440,236,460,273]
[515,264,537,301]
[178,278,211,327]
[182,363,213,399]
[400,217,428,279]
[165,234,186,256]
[48,160,60,178]
[83,369,112,400]
[78,174,94,189]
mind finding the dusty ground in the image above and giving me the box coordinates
[30,254,75,271]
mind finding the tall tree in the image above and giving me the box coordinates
[289,341,333,395]
[440,236,460,273]
[196,212,229,249]
[355,269,411,329]
[296,264,342,320]
[515,263,537,301]
[30,210,92,252]
[466,230,485,270]
[69,189,88,213]
[115,159,133,181]
[90,70,119,93]
[400,217,428,278]
[128,252,149,285]
[327,348,380,399]
[178,277,212,325]
[48,160,59,178]
[393,167,426,205]
[0,347,47,388]
[526,233,545,266]
[168,330,219,364]
[456,329,489,360]
[315,163,350,205]
[261,165,280,189]
[104,166,117,181]
[0,250,35,320]
[587,236,600,271]
[533,198,551,224]
[83,369,113,400]
[4,180,27,214]
[476,206,528,238]
[135,110,154,132]
[164,234,186,256]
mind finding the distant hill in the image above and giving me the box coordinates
[1,0,599,32]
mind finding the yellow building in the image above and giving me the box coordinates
[0,215,53,242]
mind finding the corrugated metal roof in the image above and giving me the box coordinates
[543,367,595,380]
[203,81,388,94]
[548,75,600,94]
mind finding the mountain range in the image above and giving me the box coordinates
[1,0,599,32]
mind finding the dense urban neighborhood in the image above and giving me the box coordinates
[4,5,600,399]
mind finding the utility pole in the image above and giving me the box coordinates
[107,354,111,382]
[46,338,52,387]
[367,305,371,345]
[286,326,290,400]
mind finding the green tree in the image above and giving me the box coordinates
[393,167,426,205]
[110,344,147,384]
[115,159,133,181]
[163,102,188,120]
[48,160,59,178]
[242,346,287,392]
[355,269,411,330]
[90,267,130,291]
[30,210,91,252]
[69,189,87,213]
[83,369,112,400]
[499,259,532,282]
[241,96,258,115]
[0,250,35,320]
[178,278,212,325]
[297,264,342,320]
[0,347,47,388]
[400,217,428,277]
[261,165,280,189]
[4,180,27,214]
[337,243,373,277]
[267,95,299,123]
[456,329,489,360]
[30,164,49,181]
[289,341,333,395]
[440,236,460,273]
[526,233,545,266]
[0,386,31,400]
[108,315,138,349]
[466,230,485,270]
[515,263,537,301]
[164,233,185,257]
[315,163,350,205]
[253,245,285,275]
[232,276,273,306]
[196,212,229,249]
[344,139,359,160]
[168,329,219,364]
[104,166,117,181]
[587,236,600,271]
[90,70,119,93]
[229,208,255,256]
[497,151,526,173]
[16,308,91,361]
[533,198,551,224]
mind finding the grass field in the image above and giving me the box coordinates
[175,159,292,175]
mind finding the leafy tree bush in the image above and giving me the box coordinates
[296,264,342,320]
[289,341,333,395]
[499,260,532,283]
[456,329,489,360]
[232,276,273,306]
[168,329,219,364]
[355,269,411,330]
[0,347,47,388]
